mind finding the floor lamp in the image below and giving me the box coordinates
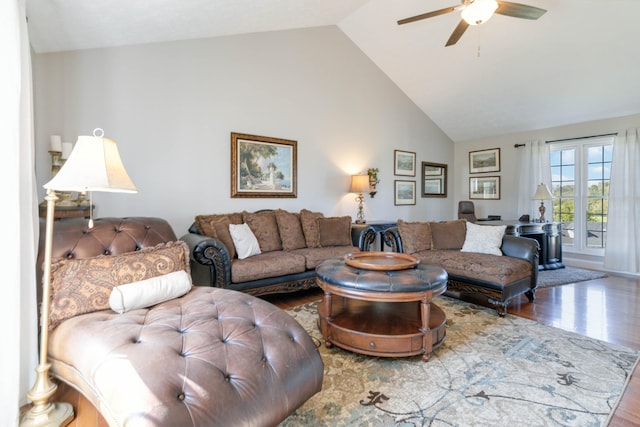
[21,129,137,427]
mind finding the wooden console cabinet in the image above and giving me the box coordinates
[478,221,564,270]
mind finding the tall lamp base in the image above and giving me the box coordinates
[21,402,74,427]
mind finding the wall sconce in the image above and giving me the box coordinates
[367,168,379,198]
[350,174,369,224]
[532,182,553,222]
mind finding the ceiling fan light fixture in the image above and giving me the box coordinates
[461,0,499,25]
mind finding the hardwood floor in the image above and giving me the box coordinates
[35,273,640,426]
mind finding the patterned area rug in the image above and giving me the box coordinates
[281,297,638,427]
[538,266,608,288]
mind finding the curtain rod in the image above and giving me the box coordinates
[514,132,618,148]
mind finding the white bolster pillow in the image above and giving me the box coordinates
[109,270,192,314]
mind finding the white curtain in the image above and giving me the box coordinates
[603,128,640,274]
[0,1,39,425]
[516,140,552,221]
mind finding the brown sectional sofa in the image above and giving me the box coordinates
[181,209,371,296]
[384,219,540,316]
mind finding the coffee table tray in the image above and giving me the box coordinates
[344,251,419,271]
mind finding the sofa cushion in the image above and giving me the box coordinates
[461,221,506,256]
[243,211,283,253]
[413,249,531,285]
[300,209,324,248]
[318,216,352,247]
[195,213,242,259]
[275,209,307,251]
[397,219,432,253]
[292,246,360,269]
[49,241,190,330]
[231,251,306,283]
[430,219,467,250]
[229,223,262,259]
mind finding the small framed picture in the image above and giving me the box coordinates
[469,176,500,200]
[394,150,416,176]
[469,148,500,174]
[394,180,416,205]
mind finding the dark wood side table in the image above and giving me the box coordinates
[477,220,564,270]
[316,254,448,362]
[39,205,92,220]
[352,220,397,251]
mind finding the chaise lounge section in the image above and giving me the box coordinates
[384,219,539,316]
[38,217,324,426]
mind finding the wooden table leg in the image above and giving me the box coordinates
[320,290,333,348]
[420,297,432,362]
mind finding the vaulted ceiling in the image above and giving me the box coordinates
[26,0,640,142]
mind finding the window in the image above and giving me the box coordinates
[550,136,613,255]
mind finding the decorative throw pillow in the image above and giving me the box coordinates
[397,219,432,253]
[49,241,190,330]
[194,213,242,259]
[300,209,324,248]
[109,270,192,314]
[275,209,307,250]
[430,219,467,250]
[229,223,262,259]
[318,216,352,247]
[461,221,506,256]
[243,211,283,252]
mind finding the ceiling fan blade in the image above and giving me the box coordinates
[397,6,459,25]
[495,1,547,19]
[445,20,469,46]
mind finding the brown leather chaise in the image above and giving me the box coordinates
[37,217,323,427]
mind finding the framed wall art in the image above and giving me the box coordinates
[394,180,416,205]
[421,161,447,198]
[231,132,297,198]
[394,150,416,176]
[469,176,500,200]
[469,148,500,174]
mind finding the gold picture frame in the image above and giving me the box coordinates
[231,132,297,198]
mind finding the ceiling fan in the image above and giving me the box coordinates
[397,0,546,47]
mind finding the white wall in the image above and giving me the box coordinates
[453,112,640,270]
[33,26,454,234]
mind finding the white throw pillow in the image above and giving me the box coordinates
[229,223,262,259]
[461,221,507,256]
[109,270,192,314]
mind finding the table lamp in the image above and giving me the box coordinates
[350,174,369,224]
[21,129,137,427]
[532,183,553,223]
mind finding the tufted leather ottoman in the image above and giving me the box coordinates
[316,256,448,361]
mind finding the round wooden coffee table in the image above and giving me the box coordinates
[316,253,448,362]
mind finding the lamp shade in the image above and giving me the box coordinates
[532,183,553,201]
[44,133,137,193]
[461,0,498,25]
[349,175,369,193]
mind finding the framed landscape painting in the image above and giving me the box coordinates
[469,176,500,200]
[394,180,416,205]
[469,148,500,174]
[394,150,416,176]
[231,132,297,198]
